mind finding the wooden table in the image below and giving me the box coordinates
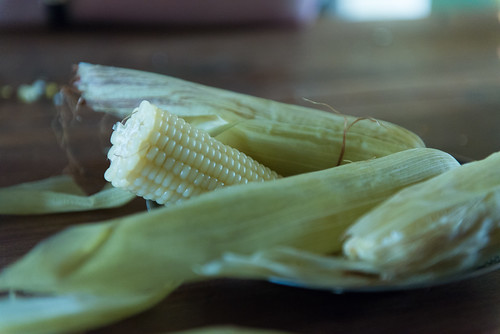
[1,9,500,333]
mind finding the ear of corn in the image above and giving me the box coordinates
[74,63,425,176]
[104,101,280,205]
[343,151,500,281]
[0,148,458,333]
[1,148,459,292]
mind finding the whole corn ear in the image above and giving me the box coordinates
[2,148,459,290]
[105,101,280,205]
[74,63,425,176]
[0,148,458,333]
[343,151,500,281]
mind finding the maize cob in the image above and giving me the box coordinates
[343,151,500,281]
[73,63,425,177]
[104,101,280,205]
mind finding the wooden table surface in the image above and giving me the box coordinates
[1,9,500,334]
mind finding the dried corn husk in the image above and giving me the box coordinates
[0,175,135,214]
[0,290,171,334]
[343,151,500,281]
[0,148,458,333]
[197,246,381,290]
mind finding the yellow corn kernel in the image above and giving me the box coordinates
[343,151,500,281]
[104,101,280,204]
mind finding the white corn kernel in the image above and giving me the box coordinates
[105,101,281,205]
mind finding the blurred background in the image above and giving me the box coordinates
[0,0,499,185]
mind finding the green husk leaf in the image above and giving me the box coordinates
[197,246,381,290]
[0,289,173,334]
[0,175,135,214]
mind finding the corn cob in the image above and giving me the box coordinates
[74,63,425,176]
[104,101,280,205]
[343,151,500,281]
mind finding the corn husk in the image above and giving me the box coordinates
[197,246,382,291]
[0,148,458,333]
[0,175,135,214]
[0,290,171,334]
[343,151,500,281]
